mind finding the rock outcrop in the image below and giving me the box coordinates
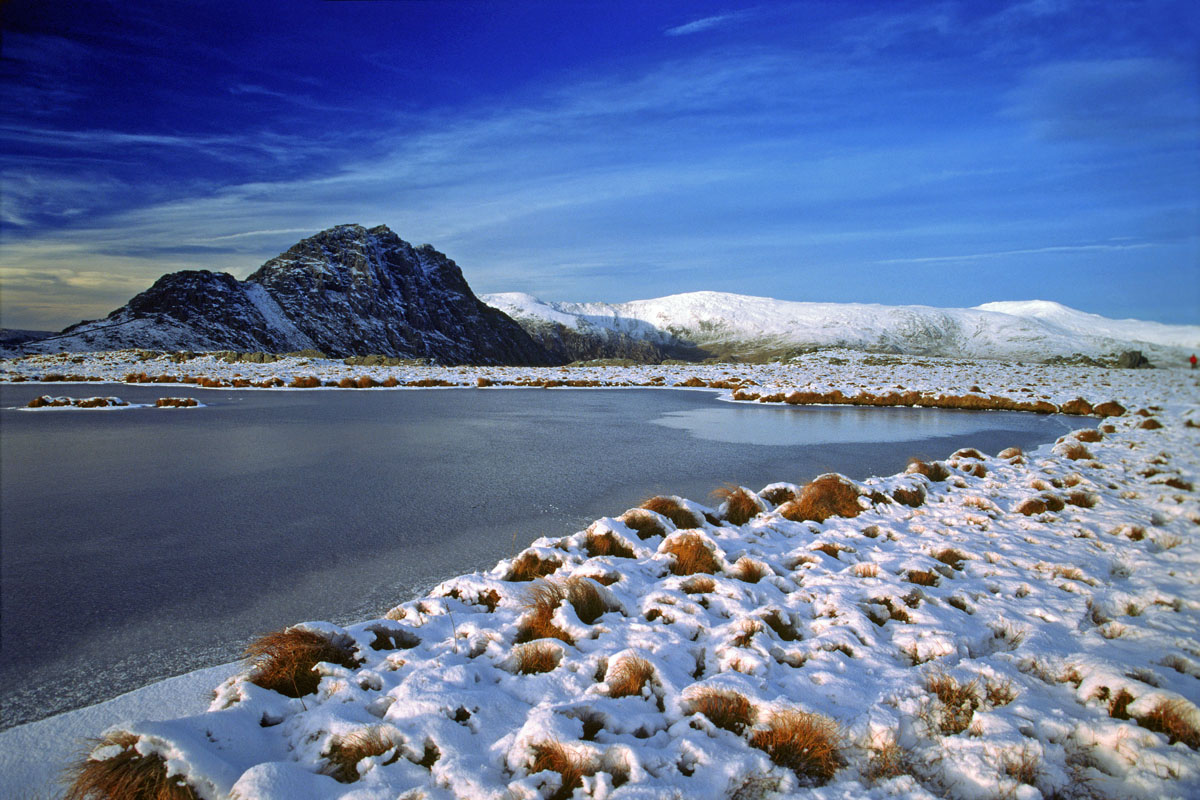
[26,225,559,365]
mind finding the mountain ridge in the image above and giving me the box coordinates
[482,290,1200,365]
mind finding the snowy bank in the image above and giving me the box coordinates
[0,352,1196,799]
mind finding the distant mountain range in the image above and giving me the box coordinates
[482,292,1200,365]
[6,224,1198,365]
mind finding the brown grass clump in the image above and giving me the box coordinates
[505,551,562,582]
[1041,493,1066,512]
[925,672,980,735]
[891,483,926,508]
[1060,398,1094,416]
[1163,477,1194,491]
[687,687,754,734]
[951,448,985,460]
[730,556,770,583]
[354,375,381,389]
[660,532,720,576]
[905,569,939,587]
[584,530,635,559]
[749,709,842,785]
[1073,428,1103,442]
[322,727,400,782]
[778,475,861,523]
[732,619,764,647]
[1137,699,1200,748]
[529,741,595,800]
[761,609,801,641]
[619,508,667,539]
[933,548,967,571]
[1015,497,1049,516]
[514,641,562,674]
[516,581,575,644]
[681,575,715,594]
[1066,490,1099,508]
[759,485,797,506]
[854,563,880,578]
[607,656,655,697]
[290,375,322,388]
[64,731,200,800]
[987,678,1018,707]
[997,446,1023,460]
[641,496,703,529]
[713,485,763,525]
[1093,401,1126,417]
[1002,745,1041,786]
[863,736,908,783]
[244,628,357,697]
[155,397,198,408]
[907,459,951,481]
[1107,688,1135,719]
[1140,418,1164,430]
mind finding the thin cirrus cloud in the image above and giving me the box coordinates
[664,11,752,37]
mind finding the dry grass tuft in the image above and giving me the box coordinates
[1060,442,1094,460]
[713,485,763,525]
[891,484,926,508]
[618,509,667,540]
[730,556,770,583]
[905,569,939,587]
[853,563,880,578]
[778,474,862,523]
[1001,745,1040,786]
[997,446,1023,460]
[925,672,980,735]
[681,575,715,594]
[640,496,702,529]
[660,532,720,576]
[155,397,198,408]
[64,732,199,800]
[686,687,754,734]
[1163,476,1194,491]
[1015,497,1049,516]
[731,619,764,647]
[584,530,635,559]
[863,735,908,783]
[749,709,842,785]
[1093,401,1126,417]
[933,548,967,571]
[986,678,1018,707]
[1073,428,1104,443]
[244,628,357,697]
[505,551,562,582]
[513,641,562,674]
[322,727,400,783]
[813,542,844,559]
[1140,418,1164,430]
[529,741,594,800]
[1066,490,1099,508]
[1137,699,1200,748]
[951,447,985,460]
[907,459,951,481]
[607,656,655,697]
[759,485,797,506]
[517,577,610,644]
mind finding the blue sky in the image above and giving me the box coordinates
[1,0,1197,330]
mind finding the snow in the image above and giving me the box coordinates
[0,351,1198,799]
[483,291,1200,363]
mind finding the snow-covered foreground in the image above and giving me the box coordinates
[1,351,1197,799]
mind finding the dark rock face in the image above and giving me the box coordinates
[31,225,560,365]
[1116,350,1153,369]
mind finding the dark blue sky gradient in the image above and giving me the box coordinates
[2,0,1197,330]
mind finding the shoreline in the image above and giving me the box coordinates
[1,351,1197,798]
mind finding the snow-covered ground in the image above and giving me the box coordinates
[0,351,1197,799]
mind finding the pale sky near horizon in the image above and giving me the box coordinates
[1,0,1197,331]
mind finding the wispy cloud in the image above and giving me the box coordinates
[875,241,1158,265]
[665,11,749,37]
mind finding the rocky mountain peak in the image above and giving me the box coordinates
[22,225,559,365]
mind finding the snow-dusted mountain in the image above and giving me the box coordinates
[21,225,556,365]
[482,291,1200,364]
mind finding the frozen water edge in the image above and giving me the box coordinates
[0,350,1197,799]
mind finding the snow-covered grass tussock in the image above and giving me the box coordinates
[3,351,1197,799]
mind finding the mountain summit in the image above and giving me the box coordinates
[31,225,557,365]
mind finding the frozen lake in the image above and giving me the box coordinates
[0,385,1077,728]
